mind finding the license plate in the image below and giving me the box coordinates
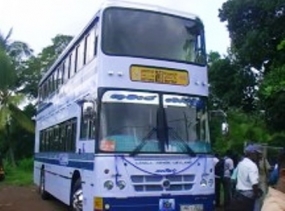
[130,65,189,86]
[159,199,175,211]
[180,204,203,211]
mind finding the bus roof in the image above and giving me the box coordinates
[39,0,201,86]
[101,0,200,20]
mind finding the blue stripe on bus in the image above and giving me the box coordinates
[35,152,95,160]
[34,156,94,170]
[102,194,215,211]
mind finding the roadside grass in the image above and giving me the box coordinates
[1,158,33,186]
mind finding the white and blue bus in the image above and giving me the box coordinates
[34,1,214,211]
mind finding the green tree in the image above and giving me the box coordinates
[18,34,73,98]
[259,64,285,132]
[0,49,34,166]
[0,28,33,67]
[17,56,42,99]
[39,34,73,72]
[219,0,285,72]
[217,1,285,132]
[212,109,271,154]
[10,104,36,160]
[208,51,257,112]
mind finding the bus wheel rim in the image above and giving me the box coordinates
[72,188,83,211]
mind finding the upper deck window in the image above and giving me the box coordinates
[102,7,206,65]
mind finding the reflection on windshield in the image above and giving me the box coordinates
[164,95,208,144]
[99,91,210,154]
[102,8,206,64]
[99,91,160,152]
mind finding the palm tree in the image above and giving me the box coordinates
[0,49,34,166]
[0,28,33,67]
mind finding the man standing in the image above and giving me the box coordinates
[223,150,234,207]
[261,151,285,211]
[255,151,271,211]
[214,153,223,208]
[226,144,262,211]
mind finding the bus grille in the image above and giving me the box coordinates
[131,174,195,192]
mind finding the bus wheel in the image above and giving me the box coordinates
[39,169,50,200]
[70,179,83,211]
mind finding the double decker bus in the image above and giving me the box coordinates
[34,1,214,211]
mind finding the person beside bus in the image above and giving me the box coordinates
[261,151,285,211]
[268,149,285,187]
[226,144,263,211]
[223,150,234,207]
[231,154,244,196]
[254,152,271,211]
[269,163,279,186]
[214,153,223,208]
[214,151,234,208]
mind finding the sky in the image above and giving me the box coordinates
[0,0,230,55]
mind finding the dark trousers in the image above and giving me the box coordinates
[216,177,232,207]
[225,191,255,211]
[223,177,232,207]
[215,177,221,207]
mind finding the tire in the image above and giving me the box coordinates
[70,178,83,211]
[39,169,50,200]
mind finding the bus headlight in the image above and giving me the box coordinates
[200,178,207,187]
[104,180,114,190]
[208,179,214,187]
[117,180,126,190]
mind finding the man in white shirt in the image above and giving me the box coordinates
[226,144,262,211]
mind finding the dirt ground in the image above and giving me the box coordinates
[0,185,223,211]
[0,185,66,211]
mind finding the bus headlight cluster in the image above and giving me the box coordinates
[104,180,114,190]
[117,180,126,190]
[208,179,214,187]
[200,178,214,187]
[200,178,207,187]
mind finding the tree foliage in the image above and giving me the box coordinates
[219,0,285,72]
[218,0,285,134]
[38,34,73,72]
[259,64,285,132]
[0,50,16,90]
[208,51,257,112]
[0,32,73,164]
[17,34,73,98]
[0,48,35,166]
[0,28,33,68]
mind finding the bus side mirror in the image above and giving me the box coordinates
[221,122,229,135]
[82,101,96,120]
[209,109,229,136]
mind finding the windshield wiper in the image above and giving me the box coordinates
[130,127,157,157]
[167,127,196,157]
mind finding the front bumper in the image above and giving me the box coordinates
[94,194,215,211]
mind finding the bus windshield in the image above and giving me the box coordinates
[99,90,210,154]
[102,7,206,65]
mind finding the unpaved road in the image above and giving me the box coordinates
[0,185,223,211]
[0,185,66,211]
